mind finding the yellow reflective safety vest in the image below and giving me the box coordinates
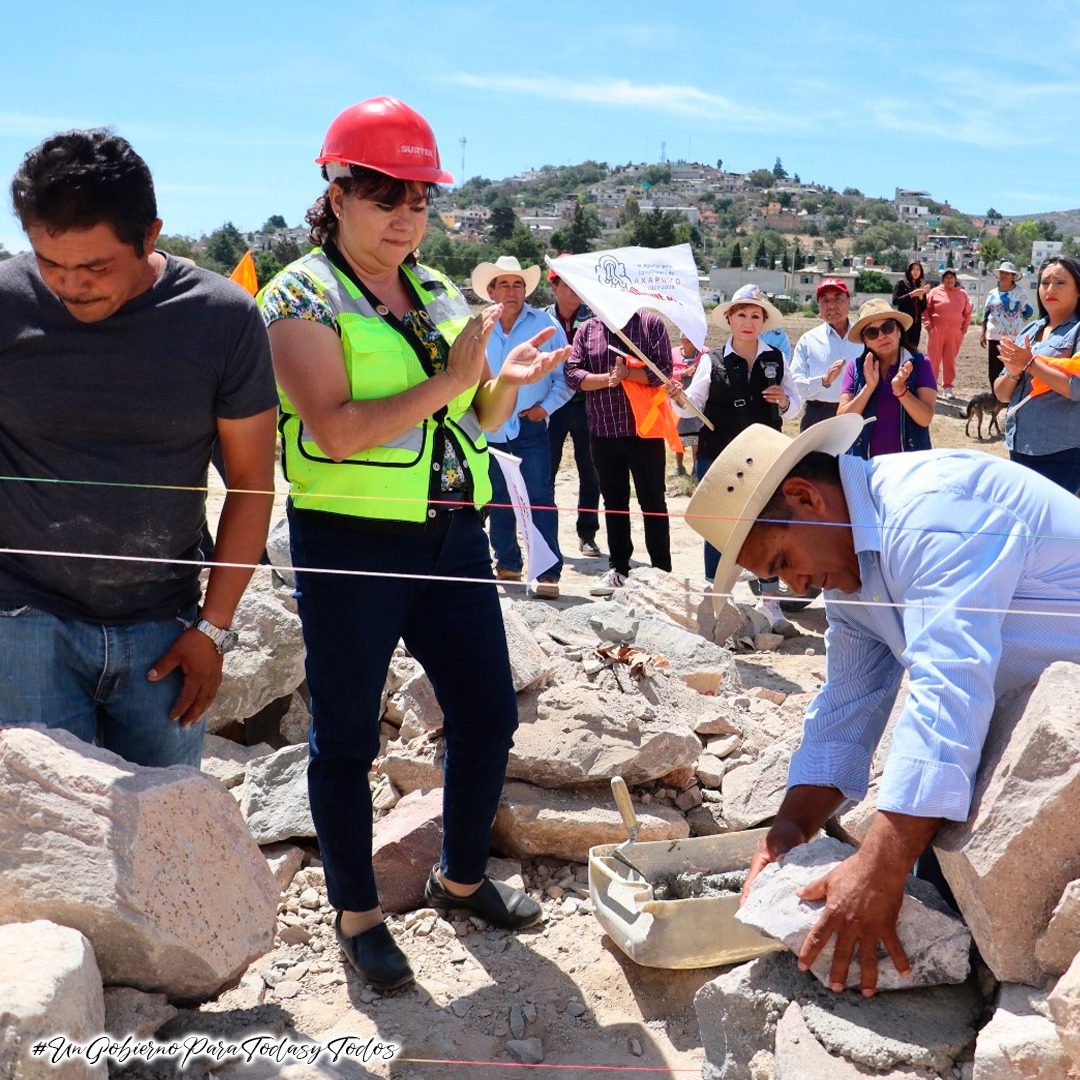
[264,249,492,525]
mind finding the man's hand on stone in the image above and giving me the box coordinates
[741,818,807,903]
[795,849,910,997]
[148,629,224,726]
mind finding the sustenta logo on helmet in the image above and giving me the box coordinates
[399,144,434,158]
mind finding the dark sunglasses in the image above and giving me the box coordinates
[862,319,899,341]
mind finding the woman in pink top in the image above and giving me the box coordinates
[922,269,971,398]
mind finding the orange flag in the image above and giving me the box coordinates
[228,250,258,296]
[620,361,683,454]
[1030,354,1080,398]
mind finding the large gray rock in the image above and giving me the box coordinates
[695,951,813,1080]
[1048,952,1080,1072]
[394,668,444,742]
[774,1001,941,1079]
[501,605,553,692]
[264,516,295,588]
[0,920,105,1080]
[377,731,444,794]
[0,728,277,1000]
[935,662,1080,986]
[617,566,703,632]
[506,679,702,788]
[241,743,315,844]
[629,614,741,694]
[721,745,791,830]
[205,574,307,732]
[201,733,274,788]
[492,780,688,862]
[371,788,442,913]
[974,984,1075,1079]
[737,837,971,992]
[1037,879,1080,978]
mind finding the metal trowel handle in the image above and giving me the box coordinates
[610,776,639,844]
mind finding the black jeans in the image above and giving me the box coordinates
[987,339,1004,388]
[590,435,671,576]
[548,397,600,541]
[289,506,518,912]
[800,400,839,432]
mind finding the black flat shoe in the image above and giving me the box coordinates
[423,868,543,930]
[334,913,414,990]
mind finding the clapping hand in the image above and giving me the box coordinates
[822,358,846,388]
[862,352,880,391]
[447,306,502,391]
[891,359,913,397]
[499,325,571,386]
[998,336,1033,378]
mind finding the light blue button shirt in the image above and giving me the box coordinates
[485,304,572,443]
[788,450,1080,821]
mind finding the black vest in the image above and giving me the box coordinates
[697,347,785,459]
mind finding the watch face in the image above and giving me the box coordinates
[219,630,240,654]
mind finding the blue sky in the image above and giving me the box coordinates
[2,0,1079,254]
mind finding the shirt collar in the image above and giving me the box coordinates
[824,320,851,341]
[723,338,773,359]
[839,454,882,554]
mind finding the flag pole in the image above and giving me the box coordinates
[608,325,714,431]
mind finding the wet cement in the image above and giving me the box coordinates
[652,869,749,900]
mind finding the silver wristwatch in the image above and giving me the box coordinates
[195,617,239,654]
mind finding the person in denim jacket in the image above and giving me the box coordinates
[994,256,1080,494]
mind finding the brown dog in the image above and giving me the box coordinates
[964,392,1005,440]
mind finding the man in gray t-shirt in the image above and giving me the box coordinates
[0,129,278,767]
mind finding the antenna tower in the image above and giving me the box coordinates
[660,141,667,164]
[459,136,467,183]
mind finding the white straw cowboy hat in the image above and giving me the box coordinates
[686,414,865,611]
[994,260,1022,278]
[470,255,541,299]
[712,283,784,332]
[846,297,913,343]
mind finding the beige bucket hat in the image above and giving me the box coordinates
[470,255,541,299]
[686,414,865,609]
[712,283,785,332]
[846,297,913,343]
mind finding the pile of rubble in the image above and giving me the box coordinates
[1,527,1078,1078]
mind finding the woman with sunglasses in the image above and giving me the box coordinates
[994,256,1080,494]
[258,98,567,990]
[837,298,937,458]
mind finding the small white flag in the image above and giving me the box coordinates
[488,449,558,583]
[545,244,708,349]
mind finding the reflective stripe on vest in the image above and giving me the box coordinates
[266,251,492,522]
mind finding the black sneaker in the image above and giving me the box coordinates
[579,537,602,557]
[334,913,414,990]
[423,868,542,929]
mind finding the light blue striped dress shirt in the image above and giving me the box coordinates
[484,305,572,443]
[789,450,1080,821]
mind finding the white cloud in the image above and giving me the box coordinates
[438,72,796,128]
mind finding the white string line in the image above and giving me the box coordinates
[3,546,1079,620]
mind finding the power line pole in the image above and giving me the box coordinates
[459,136,467,183]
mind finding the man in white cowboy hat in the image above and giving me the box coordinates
[470,255,572,598]
[790,277,864,431]
[686,415,1080,995]
[980,260,1033,388]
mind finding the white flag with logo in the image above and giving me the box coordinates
[545,244,707,349]
[488,449,558,583]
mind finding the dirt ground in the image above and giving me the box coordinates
[178,319,1004,1079]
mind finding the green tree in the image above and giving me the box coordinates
[780,249,790,272]
[746,169,775,188]
[202,222,248,273]
[549,200,600,254]
[937,215,978,238]
[489,200,517,241]
[0,243,11,261]
[622,208,680,248]
[772,157,787,179]
[262,214,288,232]
[792,240,803,270]
[980,236,1005,265]
[730,241,742,268]
[986,207,1001,220]
[946,249,955,269]
[502,224,544,266]
[855,269,892,293]
[157,233,200,261]
[851,221,917,256]
[619,195,640,226]
[753,237,769,267]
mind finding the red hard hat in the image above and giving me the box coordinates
[315,97,454,184]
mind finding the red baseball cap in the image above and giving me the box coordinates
[547,253,571,282]
[816,277,850,298]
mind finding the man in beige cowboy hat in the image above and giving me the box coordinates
[686,415,1080,995]
[470,255,572,598]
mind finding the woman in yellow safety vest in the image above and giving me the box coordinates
[259,97,568,990]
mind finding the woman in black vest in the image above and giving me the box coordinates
[892,261,931,352]
[673,284,800,630]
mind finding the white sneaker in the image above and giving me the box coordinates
[755,596,794,635]
[589,569,626,597]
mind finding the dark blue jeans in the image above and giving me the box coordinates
[548,397,600,542]
[289,506,518,912]
[487,418,563,579]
